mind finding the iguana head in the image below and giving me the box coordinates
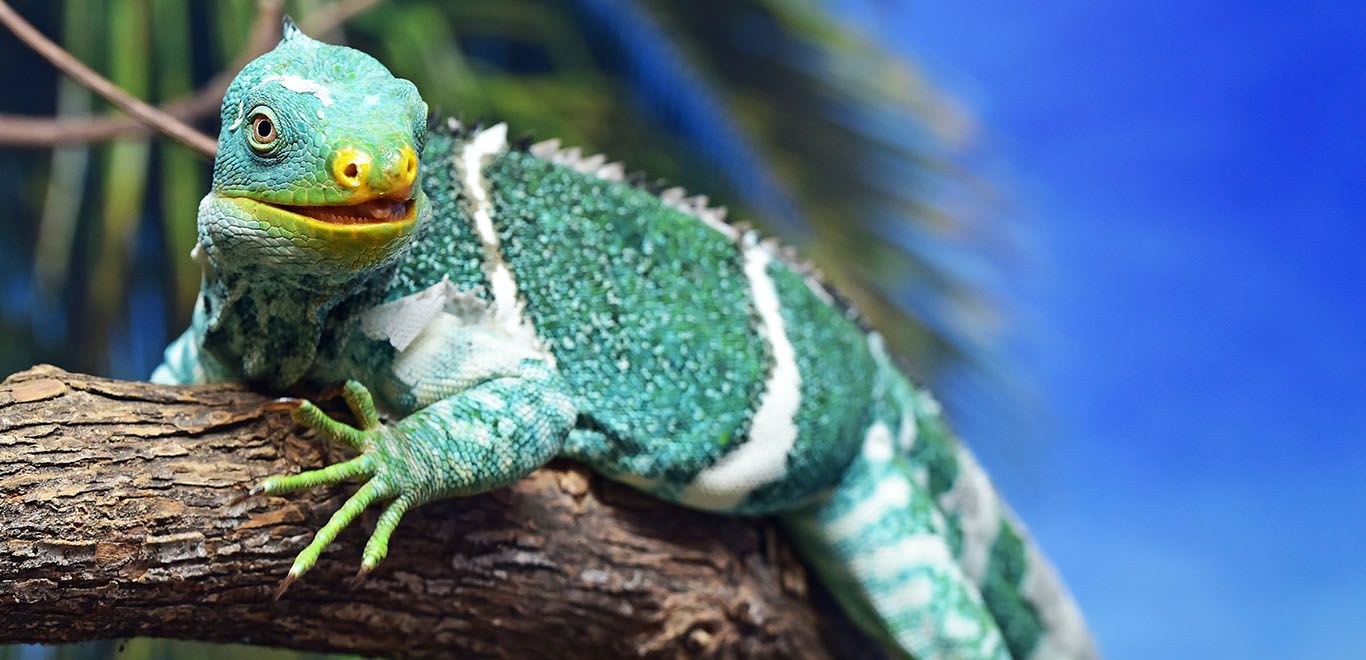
[200,18,429,274]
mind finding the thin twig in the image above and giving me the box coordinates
[0,0,218,156]
[0,0,381,153]
[0,96,217,148]
[0,0,285,155]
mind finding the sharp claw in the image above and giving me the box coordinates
[264,397,304,412]
[347,564,373,590]
[272,572,298,601]
[227,483,265,507]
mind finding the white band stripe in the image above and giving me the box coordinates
[459,124,524,329]
[679,240,802,510]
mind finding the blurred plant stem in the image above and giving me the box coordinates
[32,0,96,296]
[87,0,151,367]
[153,0,206,318]
[0,0,216,155]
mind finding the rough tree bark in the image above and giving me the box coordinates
[0,365,876,658]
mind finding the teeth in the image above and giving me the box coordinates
[285,198,413,225]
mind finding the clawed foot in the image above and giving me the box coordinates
[243,380,416,598]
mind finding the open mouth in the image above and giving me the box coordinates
[218,192,423,252]
[274,197,416,225]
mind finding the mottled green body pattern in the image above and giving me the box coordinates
[485,150,772,499]
[153,21,1094,660]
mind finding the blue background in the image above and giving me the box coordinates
[843,1,1366,656]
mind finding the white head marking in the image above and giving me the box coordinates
[262,74,334,106]
[227,101,245,130]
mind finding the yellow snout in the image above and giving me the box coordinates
[330,145,418,200]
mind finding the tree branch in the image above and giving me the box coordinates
[0,0,219,156]
[0,88,221,149]
[0,0,390,152]
[0,366,872,658]
[0,0,286,152]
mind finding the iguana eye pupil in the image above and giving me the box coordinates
[253,116,275,142]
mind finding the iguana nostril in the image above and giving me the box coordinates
[331,147,372,189]
[384,146,419,195]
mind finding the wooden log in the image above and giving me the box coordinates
[0,365,874,658]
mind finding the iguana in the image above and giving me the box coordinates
[152,19,1095,660]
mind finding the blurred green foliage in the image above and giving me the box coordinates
[0,0,1009,656]
[1,0,1001,383]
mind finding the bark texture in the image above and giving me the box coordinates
[0,366,873,658]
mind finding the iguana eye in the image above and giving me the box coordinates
[247,107,279,151]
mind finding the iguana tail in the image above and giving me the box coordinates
[780,341,1096,659]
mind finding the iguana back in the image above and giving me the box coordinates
[154,21,1095,659]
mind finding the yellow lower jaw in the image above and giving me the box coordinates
[220,193,420,247]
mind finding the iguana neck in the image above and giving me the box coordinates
[198,260,393,391]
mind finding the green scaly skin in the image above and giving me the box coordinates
[153,19,1096,659]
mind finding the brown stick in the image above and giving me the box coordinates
[0,0,290,152]
[0,0,218,156]
[0,0,285,150]
[0,366,872,658]
[0,91,222,149]
[0,0,388,151]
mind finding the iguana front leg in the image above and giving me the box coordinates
[251,359,576,596]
